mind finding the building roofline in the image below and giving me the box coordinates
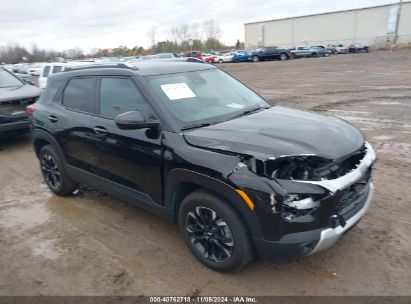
[244,1,411,25]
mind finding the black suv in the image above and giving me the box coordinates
[29,62,375,272]
[0,67,41,138]
[249,47,290,62]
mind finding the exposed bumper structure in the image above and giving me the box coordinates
[310,182,374,254]
[295,142,376,193]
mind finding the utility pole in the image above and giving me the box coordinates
[393,0,403,45]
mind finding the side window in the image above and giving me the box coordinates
[99,77,152,119]
[42,66,50,77]
[52,65,63,74]
[63,77,96,113]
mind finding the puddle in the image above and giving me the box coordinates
[373,135,393,141]
[25,236,60,260]
[328,111,411,132]
[360,85,411,90]
[0,205,50,229]
[372,100,411,107]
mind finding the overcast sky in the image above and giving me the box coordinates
[1,0,397,52]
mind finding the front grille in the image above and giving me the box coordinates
[335,169,371,221]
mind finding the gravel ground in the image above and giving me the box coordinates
[0,51,410,296]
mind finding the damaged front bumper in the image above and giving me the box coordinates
[229,142,376,263]
[310,182,373,254]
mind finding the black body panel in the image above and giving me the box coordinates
[29,62,374,264]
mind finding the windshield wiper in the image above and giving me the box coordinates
[230,106,267,120]
[181,122,211,131]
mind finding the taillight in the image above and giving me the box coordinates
[26,105,35,118]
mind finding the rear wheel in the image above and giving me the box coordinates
[39,145,78,196]
[279,53,288,61]
[179,189,253,272]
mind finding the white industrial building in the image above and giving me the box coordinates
[244,1,411,49]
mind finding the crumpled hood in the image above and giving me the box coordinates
[183,106,364,160]
[0,85,41,103]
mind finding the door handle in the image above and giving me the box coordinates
[93,126,108,135]
[48,115,58,123]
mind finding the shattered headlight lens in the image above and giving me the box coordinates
[283,194,319,210]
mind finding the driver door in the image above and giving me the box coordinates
[90,76,163,204]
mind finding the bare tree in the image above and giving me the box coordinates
[202,20,221,40]
[146,25,157,48]
[190,22,202,41]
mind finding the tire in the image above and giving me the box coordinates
[290,53,296,59]
[218,59,223,64]
[252,55,259,62]
[279,53,288,61]
[178,189,253,272]
[39,145,78,196]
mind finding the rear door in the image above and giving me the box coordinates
[54,77,101,172]
[90,76,163,203]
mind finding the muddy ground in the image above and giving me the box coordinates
[0,51,410,296]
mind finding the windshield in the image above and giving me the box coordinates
[0,68,23,88]
[145,69,269,128]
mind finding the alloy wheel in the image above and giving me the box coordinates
[41,153,61,190]
[186,206,234,263]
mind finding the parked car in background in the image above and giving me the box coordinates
[140,55,157,61]
[28,62,375,272]
[155,53,181,59]
[233,51,250,62]
[249,47,289,62]
[349,44,369,53]
[39,62,67,89]
[27,64,45,76]
[310,46,331,57]
[39,61,98,89]
[201,53,216,63]
[183,51,202,60]
[0,67,41,138]
[327,44,348,54]
[214,52,235,63]
[13,71,34,85]
[290,46,316,58]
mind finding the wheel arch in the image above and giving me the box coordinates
[165,168,264,238]
[32,128,66,163]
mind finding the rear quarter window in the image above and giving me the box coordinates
[63,77,96,113]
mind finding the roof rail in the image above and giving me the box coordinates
[64,63,138,72]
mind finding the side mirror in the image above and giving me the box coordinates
[114,111,160,130]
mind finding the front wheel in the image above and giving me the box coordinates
[218,59,223,64]
[252,55,259,62]
[179,189,253,272]
[39,145,78,196]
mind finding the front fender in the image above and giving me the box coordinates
[165,168,264,239]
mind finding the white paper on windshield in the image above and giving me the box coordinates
[160,83,196,100]
[226,103,245,109]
